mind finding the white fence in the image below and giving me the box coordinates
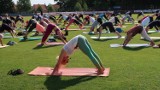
[46,11,114,15]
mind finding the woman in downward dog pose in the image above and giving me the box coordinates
[23,18,45,40]
[96,22,122,39]
[123,25,155,47]
[52,35,105,74]
[0,17,16,46]
[38,23,67,47]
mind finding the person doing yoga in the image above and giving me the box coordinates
[52,35,105,74]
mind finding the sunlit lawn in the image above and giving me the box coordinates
[0,14,160,90]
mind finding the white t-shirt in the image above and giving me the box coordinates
[109,17,115,23]
[90,17,95,24]
[71,16,76,20]
[141,17,150,27]
[63,35,79,55]
[62,15,68,20]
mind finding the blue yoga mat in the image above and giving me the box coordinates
[4,36,23,39]
[19,37,42,41]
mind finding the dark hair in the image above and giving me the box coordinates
[138,20,141,23]
[32,16,35,19]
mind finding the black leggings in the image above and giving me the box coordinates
[0,24,13,33]
[27,23,36,32]
[115,17,120,25]
[26,20,37,32]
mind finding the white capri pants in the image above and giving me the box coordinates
[141,28,152,41]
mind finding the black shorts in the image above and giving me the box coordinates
[101,22,116,32]
[73,19,81,25]
[148,21,160,29]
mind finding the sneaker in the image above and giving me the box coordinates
[88,31,94,35]
[118,35,122,38]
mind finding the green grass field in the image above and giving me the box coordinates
[1,15,160,90]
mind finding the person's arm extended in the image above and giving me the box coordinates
[98,27,103,39]
[98,31,101,40]
[60,36,67,44]
[104,14,109,21]
[52,49,69,74]
[9,30,15,38]
[57,31,67,44]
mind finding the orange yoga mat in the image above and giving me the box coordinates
[28,67,110,77]
[37,42,64,46]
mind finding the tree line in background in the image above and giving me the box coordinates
[0,0,31,13]
[0,0,160,14]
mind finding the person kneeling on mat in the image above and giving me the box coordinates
[123,25,155,47]
[52,35,105,74]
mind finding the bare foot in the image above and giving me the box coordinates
[153,45,159,48]
[118,35,122,39]
[52,67,60,75]
[96,68,105,74]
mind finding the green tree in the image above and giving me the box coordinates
[57,0,76,11]
[37,5,43,12]
[17,0,31,12]
[82,0,88,11]
[74,2,83,11]
[0,0,15,13]
[47,4,56,12]
[57,0,160,11]
[77,0,82,5]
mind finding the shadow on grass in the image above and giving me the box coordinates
[122,46,150,51]
[32,45,61,50]
[92,38,117,42]
[87,34,97,36]
[44,76,96,90]
[147,32,156,34]
[19,39,40,42]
